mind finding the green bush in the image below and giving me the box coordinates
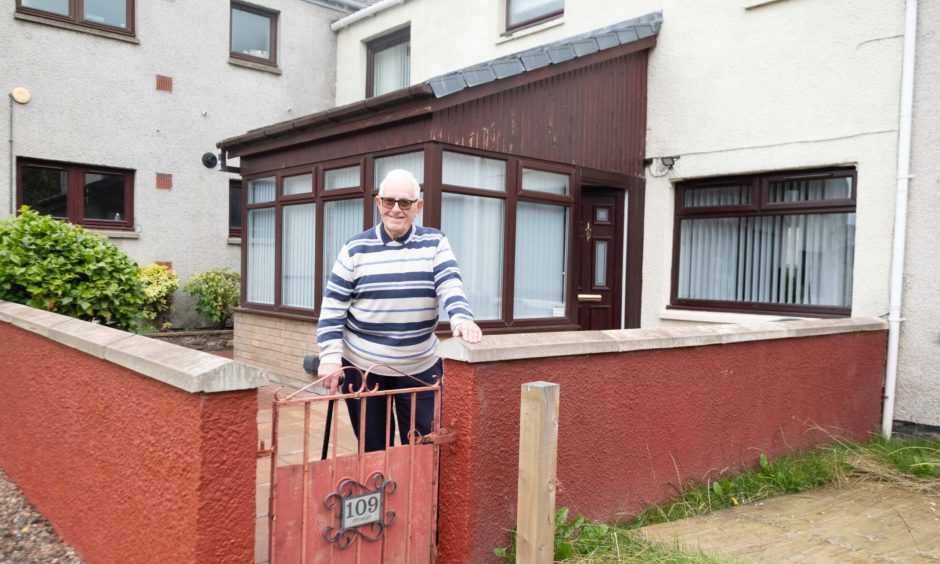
[0,207,146,330]
[140,264,179,330]
[183,268,240,328]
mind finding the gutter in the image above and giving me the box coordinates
[300,0,367,12]
[331,0,406,31]
[882,0,918,439]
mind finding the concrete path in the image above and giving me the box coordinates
[638,481,940,562]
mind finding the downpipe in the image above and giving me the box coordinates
[882,0,918,439]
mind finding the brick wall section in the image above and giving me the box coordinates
[234,310,318,381]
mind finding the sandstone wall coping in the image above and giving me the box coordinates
[0,301,269,393]
[437,317,888,363]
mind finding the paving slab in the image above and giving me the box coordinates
[638,481,940,562]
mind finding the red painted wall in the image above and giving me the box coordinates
[0,324,257,563]
[437,330,887,562]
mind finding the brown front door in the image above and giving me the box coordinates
[577,188,623,330]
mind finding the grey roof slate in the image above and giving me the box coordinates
[424,11,662,98]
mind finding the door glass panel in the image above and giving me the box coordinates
[83,172,125,220]
[595,208,609,222]
[594,241,607,287]
[22,165,68,218]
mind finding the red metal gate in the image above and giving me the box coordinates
[261,366,450,563]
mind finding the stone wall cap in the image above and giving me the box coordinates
[438,317,888,363]
[0,301,269,393]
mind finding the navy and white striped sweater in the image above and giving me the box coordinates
[316,224,474,376]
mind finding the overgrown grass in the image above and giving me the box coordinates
[495,434,940,563]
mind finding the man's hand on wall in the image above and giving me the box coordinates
[453,321,482,344]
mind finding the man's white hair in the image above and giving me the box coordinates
[378,169,421,200]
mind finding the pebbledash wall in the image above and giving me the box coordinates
[433,318,888,562]
[0,301,268,563]
[235,308,888,561]
[2,0,342,327]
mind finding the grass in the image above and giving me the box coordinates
[495,433,940,563]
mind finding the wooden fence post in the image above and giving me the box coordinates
[515,381,560,563]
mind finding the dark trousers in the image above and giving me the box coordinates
[340,358,442,452]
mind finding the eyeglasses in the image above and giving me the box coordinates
[379,197,418,211]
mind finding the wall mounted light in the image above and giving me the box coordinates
[643,155,681,177]
[660,155,680,169]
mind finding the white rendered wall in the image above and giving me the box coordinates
[897,2,940,427]
[1,0,339,325]
[334,0,904,327]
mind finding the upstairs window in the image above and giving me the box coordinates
[17,0,135,35]
[367,27,410,98]
[506,0,563,31]
[17,158,134,230]
[672,168,857,317]
[231,2,278,66]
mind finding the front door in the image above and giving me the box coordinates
[577,188,623,330]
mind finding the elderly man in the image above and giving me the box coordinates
[316,168,482,451]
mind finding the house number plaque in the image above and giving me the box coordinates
[323,472,397,548]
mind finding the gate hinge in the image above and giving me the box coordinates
[418,429,456,445]
[257,439,273,458]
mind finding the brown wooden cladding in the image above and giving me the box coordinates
[430,52,648,177]
[239,50,649,178]
[240,118,431,176]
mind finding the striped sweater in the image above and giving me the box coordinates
[316,224,474,376]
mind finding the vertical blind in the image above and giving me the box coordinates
[325,165,361,191]
[514,202,568,318]
[373,42,410,97]
[283,174,312,196]
[247,207,275,304]
[441,193,504,320]
[323,199,364,292]
[522,168,568,195]
[282,203,316,309]
[678,213,855,307]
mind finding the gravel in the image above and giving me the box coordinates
[0,469,84,564]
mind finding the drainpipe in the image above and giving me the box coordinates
[8,95,12,215]
[882,0,918,439]
[331,0,406,31]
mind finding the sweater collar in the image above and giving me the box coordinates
[378,223,414,245]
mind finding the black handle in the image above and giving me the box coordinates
[302,355,320,374]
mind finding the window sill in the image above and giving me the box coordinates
[228,57,282,75]
[227,236,242,245]
[88,228,139,239]
[497,16,564,44]
[659,308,807,325]
[14,12,139,44]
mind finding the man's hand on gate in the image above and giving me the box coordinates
[453,320,482,344]
[318,363,344,393]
